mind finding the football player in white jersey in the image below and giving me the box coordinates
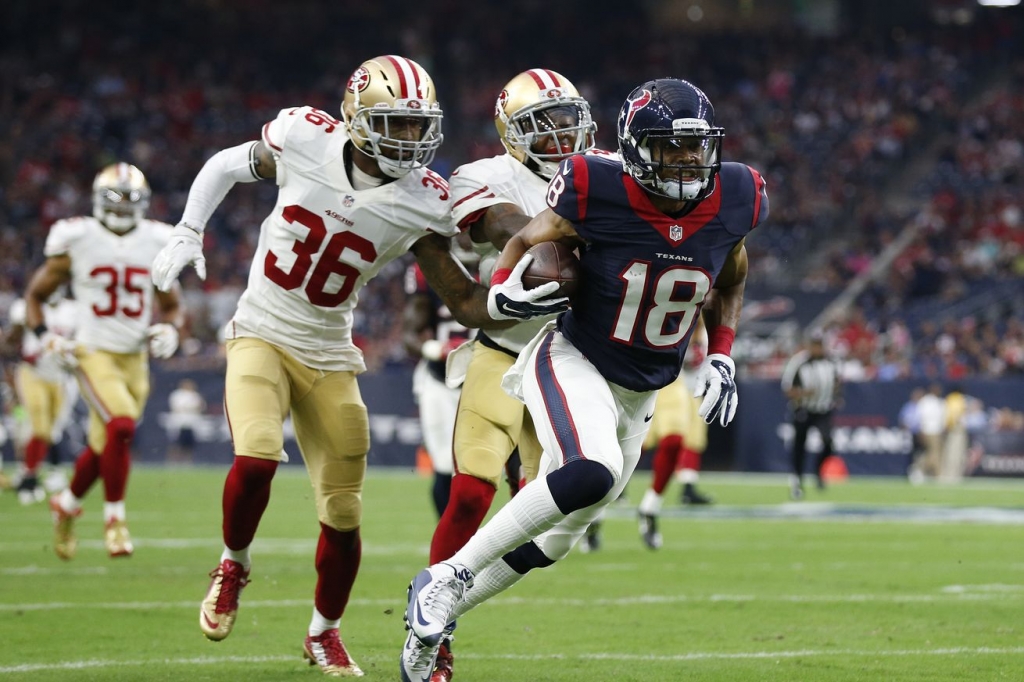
[1,291,79,504]
[25,163,183,560]
[149,55,563,677]
[410,68,596,682]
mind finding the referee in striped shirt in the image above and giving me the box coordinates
[780,331,842,499]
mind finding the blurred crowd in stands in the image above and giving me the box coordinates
[1,0,1021,380]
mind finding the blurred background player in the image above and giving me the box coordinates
[167,378,206,464]
[780,331,842,499]
[0,289,79,504]
[417,68,596,682]
[403,249,477,518]
[27,162,182,560]
[637,319,713,549]
[403,77,765,682]
[150,55,563,678]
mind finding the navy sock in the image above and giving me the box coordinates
[502,541,555,575]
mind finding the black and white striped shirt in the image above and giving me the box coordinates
[780,351,841,414]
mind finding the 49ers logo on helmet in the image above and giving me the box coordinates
[407,100,422,109]
[623,89,653,129]
[495,89,509,117]
[545,88,561,99]
[347,67,370,93]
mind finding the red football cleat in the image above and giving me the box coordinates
[304,628,363,677]
[199,559,250,641]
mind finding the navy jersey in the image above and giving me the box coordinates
[548,155,768,392]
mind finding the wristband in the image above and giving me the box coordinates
[706,326,735,357]
[33,324,47,338]
[490,268,512,286]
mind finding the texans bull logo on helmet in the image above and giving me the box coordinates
[622,89,653,130]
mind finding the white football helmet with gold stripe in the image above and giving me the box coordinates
[341,55,444,178]
[92,163,151,234]
[495,69,597,180]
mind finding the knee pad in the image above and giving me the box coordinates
[546,459,615,514]
[502,540,555,575]
[323,490,362,531]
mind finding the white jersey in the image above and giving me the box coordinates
[226,106,455,371]
[44,217,171,353]
[449,154,556,353]
[9,297,79,383]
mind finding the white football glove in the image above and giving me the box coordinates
[147,323,179,359]
[486,253,569,321]
[39,332,78,370]
[693,353,738,427]
[151,223,206,292]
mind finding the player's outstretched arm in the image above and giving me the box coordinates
[486,208,584,321]
[491,208,584,273]
[152,141,274,291]
[411,232,510,330]
[701,240,748,333]
[24,258,77,367]
[24,258,71,333]
[470,202,531,251]
[693,240,748,427]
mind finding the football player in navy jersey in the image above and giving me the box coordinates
[401,77,768,678]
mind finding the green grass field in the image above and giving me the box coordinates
[2,467,1023,681]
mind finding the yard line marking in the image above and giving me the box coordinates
[0,655,295,674]
[2,590,1018,612]
[607,504,1024,525]
[3,647,1024,673]
[1,565,109,576]
[0,538,427,554]
[459,646,1024,661]
[942,584,1024,593]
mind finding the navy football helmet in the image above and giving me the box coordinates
[617,78,724,201]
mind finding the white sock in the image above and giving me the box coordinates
[308,607,340,637]
[679,468,699,484]
[221,546,251,570]
[452,560,523,620]
[58,488,82,513]
[450,477,563,574]
[104,501,126,522]
[638,488,663,516]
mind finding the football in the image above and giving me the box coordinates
[520,241,580,301]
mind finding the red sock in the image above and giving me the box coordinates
[314,524,361,620]
[24,437,50,474]
[651,435,683,495]
[100,417,135,502]
[429,474,496,564]
[69,447,101,498]
[222,456,278,550]
[680,447,702,472]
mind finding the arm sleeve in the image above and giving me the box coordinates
[179,141,262,230]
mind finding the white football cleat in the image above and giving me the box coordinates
[405,562,472,646]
